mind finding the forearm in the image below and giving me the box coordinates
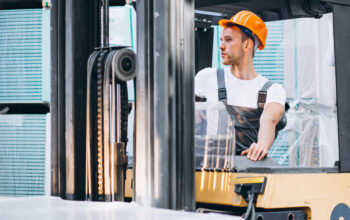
[241,103,284,161]
[257,118,276,151]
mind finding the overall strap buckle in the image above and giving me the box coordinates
[257,81,273,111]
[217,69,227,101]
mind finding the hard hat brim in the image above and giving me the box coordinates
[218,19,234,28]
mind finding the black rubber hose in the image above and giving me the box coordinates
[244,194,254,220]
[251,204,256,220]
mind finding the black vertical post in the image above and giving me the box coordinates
[50,0,58,196]
[179,0,195,210]
[103,0,109,47]
[64,0,100,199]
[333,4,350,172]
[50,0,66,198]
[57,0,66,199]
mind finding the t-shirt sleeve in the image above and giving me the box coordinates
[266,83,286,107]
[195,68,212,97]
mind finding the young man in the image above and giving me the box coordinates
[195,11,286,161]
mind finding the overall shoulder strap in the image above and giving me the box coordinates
[257,80,273,110]
[216,68,227,101]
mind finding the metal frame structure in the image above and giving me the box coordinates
[1,0,350,215]
[133,0,350,214]
[0,0,41,9]
[50,0,100,199]
[194,0,332,24]
[332,1,350,172]
[0,0,126,9]
[135,0,195,210]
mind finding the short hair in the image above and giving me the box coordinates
[224,23,256,57]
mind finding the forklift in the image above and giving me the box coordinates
[48,0,350,219]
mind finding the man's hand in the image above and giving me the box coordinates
[241,143,268,161]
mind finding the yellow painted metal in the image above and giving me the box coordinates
[196,170,238,206]
[233,176,266,184]
[125,170,350,219]
[196,171,350,220]
[125,169,133,198]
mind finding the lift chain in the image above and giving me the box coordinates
[119,81,129,144]
[96,50,108,195]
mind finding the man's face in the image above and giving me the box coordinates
[219,26,245,65]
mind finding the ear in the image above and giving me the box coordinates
[245,39,253,50]
[243,40,248,49]
[244,39,254,56]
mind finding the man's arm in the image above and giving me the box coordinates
[241,102,284,161]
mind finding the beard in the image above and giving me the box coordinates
[221,46,245,65]
[222,53,244,65]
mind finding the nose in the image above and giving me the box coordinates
[219,41,225,51]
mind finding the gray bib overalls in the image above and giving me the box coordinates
[216,69,287,155]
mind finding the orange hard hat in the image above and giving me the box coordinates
[218,10,267,50]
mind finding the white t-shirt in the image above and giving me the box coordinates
[195,67,286,108]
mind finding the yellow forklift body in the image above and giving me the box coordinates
[126,170,350,219]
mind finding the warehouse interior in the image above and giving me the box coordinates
[0,0,350,219]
